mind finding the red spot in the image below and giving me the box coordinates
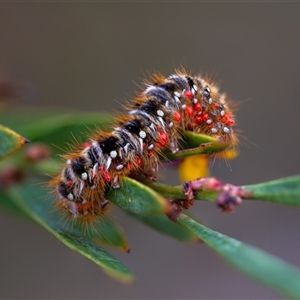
[194,115,203,124]
[76,203,83,212]
[127,162,134,170]
[184,90,193,99]
[67,180,73,187]
[212,103,218,109]
[103,172,112,182]
[158,131,168,147]
[173,111,181,122]
[156,125,162,132]
[194,103,201,111]
[99,166,112,182]
[148,150,154,157]
[202,112,209,121]
[135,156,142,166]
[185,105,193,117]
[222,113,234,125]
[83,142,91,148]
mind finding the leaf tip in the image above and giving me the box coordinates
[23,137,31,144]
[102,268,134,284]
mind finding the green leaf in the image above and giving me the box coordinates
[176,213,300,299]
[5,179,134,283]
[0,108,113,136]
[21,112,113,141]
[0,108,113,156]
[243,175,300,206]
[55,230,132,283]
[161,135,229,161]
[107,177,170,215]
[56,211,131,252]
[127,212,198,242]
[82,216,130,252]
[0,125,29,159]
[21,113,113,155]
[17,178,129,251]
[182,131,220,146]
[1,186,131,253]
[139,179,217,202]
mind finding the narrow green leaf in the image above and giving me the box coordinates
[14,178,130,252]
[182,131,219,146]
[0,109,114,156]
[0,125,29,159]
[20,112,113,141]
[19,113,113,155]
[84,216,131,252]
[0,108,113,137]
[176,213,300,299]
[54,211,131,252]
[0,175,130,251]
[27,159,61,174]
[107,177,170,215]
[139,179,217,202]
[55,230,132,283]
[6,180,134,283]
[164,140,229,161]
[127,212,198,243]
[243,175,300,206]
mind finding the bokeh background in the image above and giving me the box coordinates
[1,2,300,299]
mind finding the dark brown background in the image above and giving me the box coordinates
[1,2,300,299]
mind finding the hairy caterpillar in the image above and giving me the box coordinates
[50,70,237,225]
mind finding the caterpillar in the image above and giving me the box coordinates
[50,70,237,225]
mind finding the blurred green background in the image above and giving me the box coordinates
[1,2,300,299]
